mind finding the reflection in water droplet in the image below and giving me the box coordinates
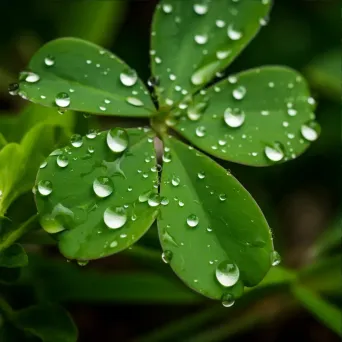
[162,250,173,264]
[264,142,285,162]
[224,108,245,128]
[301,121,320,142]
[93,177,114,198]
[216,261,239,287]
[187,214,199,227]
[55,92,70,108]
[70,134,83,148]
[120,69,138,87]
[57,155,69,168]
[107,128,129,153]
[104,206,127,229]
[271,251,281,266]
[37,180,53,196]
[221,293,235,307]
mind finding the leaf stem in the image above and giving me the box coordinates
[0,297,13,318]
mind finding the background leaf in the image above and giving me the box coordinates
[171,66,317,166]
[35,128,159,260]
[19,38,155,117]
[0,243,28,268]
[151,0,271,106]
[158,137,273,299]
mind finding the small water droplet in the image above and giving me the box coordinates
[191,60,220,85]
[161,197,169,206]
[147,76,160,87]
[194,34,208,45]
[221,293,235,307]
[8,83,19,96]
[55,92,70,108]
[110,241,118,248]
[187,101,208,121]
[193,3,208,15]
[120,69,138,87]
[70,134,83,148]
[224,108,245,128]
[198,171,205,179]
[232,86,246,100]
[216,261,239,287]
[264,142,285,162]
[77,260,89,267]
[227,24,242,40]
[196,126,206,137]
[162,3,173,13]
[301,121,320,142]
[186,214,199,227]
[162,152,172,163]
[39,161,47,169]
[24,72,40,83]
[37,180,53,196]
[107,128,129,153]
[271,251,281,266]
[162,250,173,264]
[287,108,297,116]
[219,194,226,202]
[57,154,69,168]
[216,50,231,60]
[44,55,55,66]
[148,193,160,207]
[93,176,114,198]
[86,129,97,139]
[104,206,127,229]
[171,175,180,187]
[126,97,143,107]
[216,19,226,28]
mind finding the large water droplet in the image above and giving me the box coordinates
[107,128,129,153]
[126,97,143,107]
[70,134,83,148]
[162,250,173,264]
[55,92,70,108]
[24,72,40,83]
[227,24,242,40]
[93,176,114,198]
[271,251,281,266]
[193,3,208,15]
[187,214,199,227]
[300,121,320,142]
[120,69,138,87]
[232,86,246,100]
[37,180,53,196]
[221,293,235,307]
[104,206,127,229]
[264,142,285,162]
[57,154,69,168]
[216,261,239,287]
[224,108,245,128]
[44,55,55,66]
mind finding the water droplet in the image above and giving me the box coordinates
[194,34,208,45]
[216,19,226,28]
[191,60,220,86]
[224,108,245,128]
[216,261,239,287]
[227,24,242,40]
[24,72,40,83]
[70,134,83,148]
[93,176,114,198]
[120,69,138,87]
[104,206,127,229]
[161,197,169,206]
[219,194,226,201]
[110,241,118,248]
[55,92,70,108]
[139,190,151,203]
[287,108,297,116]
[148,193,160,207]
[37,180,53,196]
[107,128,129,153]
[193,3,208,15]
[232,86,246,100]
[186,214,199,227]
[265,142,285,162]
[88,146,95,153]
[196,126,206,137]
[187,102,208,121]
[57,154,69,168]
[8,83,19,96]
[77,260,89,267]
[147,76,160,87]
[301,121,320,142]
[44,55,55,66]
[162,152,172,163]
[271,251,281,266]
[221,293,235,307]
[40,161,47,169]
[216,50,231,60]
[162,250,173,264]
[86,129,97,139]
[162,3,173,13]
[126,96,143,107]
[171,175,180,187]
[198,171,205,179]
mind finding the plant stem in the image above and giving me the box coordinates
[0,214,38,252]
[0,297,13,318]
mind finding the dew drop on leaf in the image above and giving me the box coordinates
[198,171,205,179]
[287,108,297,117]
[148,193,161,207]
[300,121,320,142]
[37,180,53,196]
[162,3,173,14]
[232,86,246,100]
[227,24,242,40]
[271,251,281,266]
[186,214,199,227]
[44,55,55,66]
[56,154,69,168]
[147,76,160,87]
[162,250,173,264]
[24,71,40,83]
[161,197,170,206]
[120,69,138,87]
[224,108,245,128]
[107,128,129,153]
[219,194,227,202]
[221,293,235,307]
[194,34,208,45]
[93,176,114,198]
[55,92,70,108]
[187,102,208,121]
[8,83,19,96]
[103,206,127,229]
[86,129,97,139]
[126,96,144,107]
[216,261,239,287]
[216,19,226,28]
[264,142,285,162]
[139,190,151,203]
[39,160,47,169]
[70,134,83,148]
[171,175,180,187]
[195,126,206,137]
[193,3,209,15]
[216,50,231,60]
[77,260,89,267]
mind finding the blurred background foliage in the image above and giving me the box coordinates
[0,0,341,341]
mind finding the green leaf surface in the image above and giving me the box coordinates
[171,66,317,166]
[306,49,341,101]
[19,38,155,117]
[0,244,27,268]
[158,137,273,299]
[151,0,271,106]
[35,128,159,260]
[13,303,77,342]
[292,285,342,336]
